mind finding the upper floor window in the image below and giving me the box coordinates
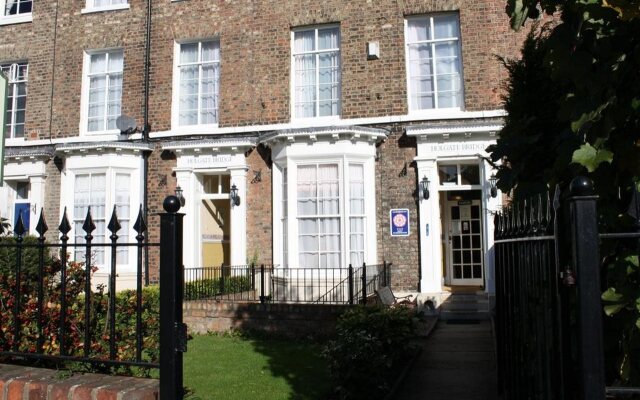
[84,50,123,133]
[406,14,463,111]
[0,0,31,24]
[82,0,128,13]
[292,26,341,119]
[176,40,220,127]
[1,62,28,139]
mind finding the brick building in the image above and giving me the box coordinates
[1,0,525,297]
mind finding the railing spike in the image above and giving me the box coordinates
[537,193,545,230]
[133,204,147,236]
[626,183,640,228]
[530,196,538,234]
[35,208,48,237]
[14,211,26,237]
[107,205,121,234]
[59,207,71,236]
[82,207,96,234]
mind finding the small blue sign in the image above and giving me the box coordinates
[390,209,410,236]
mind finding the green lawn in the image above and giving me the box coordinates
[183,334,331,400]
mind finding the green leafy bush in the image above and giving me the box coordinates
[185,276,252,300]
[0,250,159,376]
[323,305,417,400]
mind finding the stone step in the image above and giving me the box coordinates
[439,310,491,321]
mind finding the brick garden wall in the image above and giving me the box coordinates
[184,301,348,338]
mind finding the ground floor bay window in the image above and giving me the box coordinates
[267,126,387,270]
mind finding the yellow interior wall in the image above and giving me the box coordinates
[201,199,231,267]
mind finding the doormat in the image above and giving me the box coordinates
[445,319,481,325]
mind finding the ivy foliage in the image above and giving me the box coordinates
[492,0,640,385]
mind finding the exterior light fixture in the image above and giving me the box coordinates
[419,176,430,200]
[175,186,186,207]
[230,184,241,207]
[489,174,498,198]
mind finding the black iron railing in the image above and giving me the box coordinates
[0,195,186,400]
[494,177,640,400]
[183,262,391,305]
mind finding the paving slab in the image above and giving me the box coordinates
[394,320,498,400]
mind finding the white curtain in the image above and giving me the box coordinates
[297,164,341,268]
[74,174,106,264]
[294,28,340,118]
[115,173,130,264]
[407,16,461,110]
[179,41,220,126]
[349,165,365,266]
[88,51,123,132]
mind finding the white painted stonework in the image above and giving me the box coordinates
[408,123,503,296]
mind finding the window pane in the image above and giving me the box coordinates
[178,41,220,126]
[434,14,459,39]
[460,164,480,185]
[294,30,315,52]
[318,28,339,50]
[439,165,458,185]
[180,43,198,63]
[407,18,431,42]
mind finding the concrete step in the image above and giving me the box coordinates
[439,310,491,321]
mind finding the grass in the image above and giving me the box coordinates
[183,334,331,400]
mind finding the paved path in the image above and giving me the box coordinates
[394,320,498,400]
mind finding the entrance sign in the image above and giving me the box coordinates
[390,208,410,236]
[0,72,6,185]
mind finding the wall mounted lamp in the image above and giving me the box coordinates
[419,176,430,200]
[230,184,241,207]
[175,186,186,207]
[489,174,498,198]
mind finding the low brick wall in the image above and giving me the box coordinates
[184,301,349,337]
[0,364,158,399]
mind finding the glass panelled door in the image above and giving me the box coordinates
[446,199,483,285]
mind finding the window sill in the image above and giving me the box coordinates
[79,130,122,140]
[290,116,341,128]
[5,138,26,146]
[407,108,467,119]
[81,4,130,14]
[171,124,220,135]
[0,14,32,26]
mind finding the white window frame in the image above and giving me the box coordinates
[0,0,32,25]
[404,13,464,116]
[274,153,376,270]
[290,25,342,123]
[171,39,221,134]
[79,49,124,136]
[1,62,28,139]
[81,0,129,14]
[437,161,482,191]
[68,167,136,270]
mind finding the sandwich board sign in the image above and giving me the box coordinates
[0,71,6,185]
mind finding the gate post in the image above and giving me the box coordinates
[159,196,186,400]
[568,176,605,400]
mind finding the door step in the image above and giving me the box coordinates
[438,293,491,321]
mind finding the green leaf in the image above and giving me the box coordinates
[636,318,640,331]
[605,303,625,316]
[602,287,624,302]
[572,143,614,172]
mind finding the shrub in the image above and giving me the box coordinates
[185,275,252,300]
[323,305,417,400]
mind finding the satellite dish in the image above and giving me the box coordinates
[116,115,138,134]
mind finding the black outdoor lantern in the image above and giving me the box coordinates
[230,184,241,207]
[420,176,430,200]
[174,186,186,207]
[489,174,498,198]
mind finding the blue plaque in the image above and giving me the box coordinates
[390,209,410,236]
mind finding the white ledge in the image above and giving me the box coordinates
[81,3,130,14]
[151,109,506,139]
[0,14,32,25]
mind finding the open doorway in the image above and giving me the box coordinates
[200,175,231,267]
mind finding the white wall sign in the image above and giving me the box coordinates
[184,154,233,168]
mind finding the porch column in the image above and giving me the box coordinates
[229,166,248,266]
[175,169,196,269]
[29,175,46,235]
[416,158,443,293]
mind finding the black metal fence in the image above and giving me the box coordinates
[0,195,186,400]
[494,176,640,400]
[184,262,391,305]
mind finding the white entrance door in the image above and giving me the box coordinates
[445,199,484,286]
